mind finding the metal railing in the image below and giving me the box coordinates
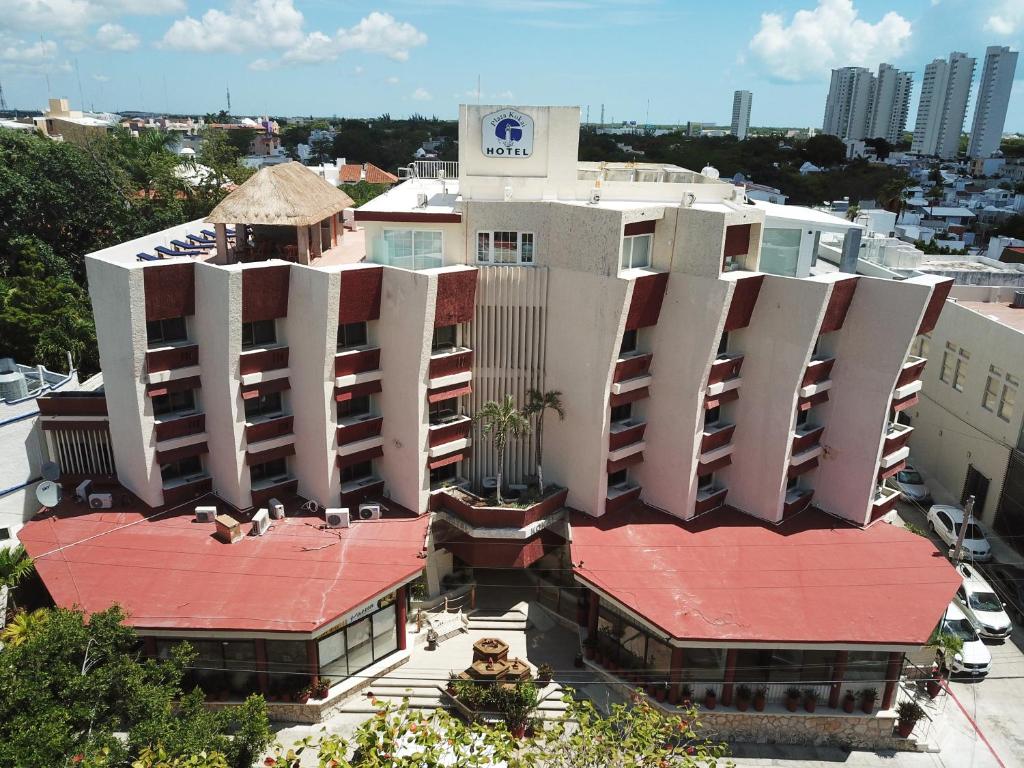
[399,160,459,180]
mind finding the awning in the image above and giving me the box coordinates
[428,450,468,471]
[335,380,383,402]
[427,382,473,404]
[704,388,740,411]
[146,376,201,398]
[156,441,209,465]
[241,378,291,400]
[245,442,296,466]
[337,445,384,468]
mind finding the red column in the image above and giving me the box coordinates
[587,591,600,636]
[828,651,849,709]
[306,638,319,687]
[254,638,269,694]
[142,636,157,658]
[721,649,737,706]
[396,586,408,651]
[882,652,904,710]
[668,646,685,705]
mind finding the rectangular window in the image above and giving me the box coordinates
[705,405,721,425]
[620,234,652,270]
[432,325,457,352]
[1000,373,1018,422]
[337,321,368,350]
[146,317,187,345]
[953,348,969,392]
[475,231,536,265]
[161,455,202,481]
[619,329,638,356]
[153,388,195,417]
[382,229,443,269]
[430,397,459,424]
[608,469,628,486]
[251,457,287,483]
[338,394,371,420]
[610,402,632,423]
[983,365,1002,412]
[697,473,714,489]
[718,332,729,355]
[340,460,373,485]
[241,319,276,349]
[940,342,955,384]
[244,391,282,419]
[430,461,459,486]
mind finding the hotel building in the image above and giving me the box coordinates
[20,106,959,735]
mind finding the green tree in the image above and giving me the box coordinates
[0,608,48,647]
[0,605,272,768]
[0,544,34,590]
[345,180,391,207]
[523,389,564,494]
[474,395,530,504]
[997,214,1024,240]
[802,134,846,167]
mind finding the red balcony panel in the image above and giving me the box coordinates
[239,346,289,375]
[783,489,815,517]
[155,441,208,465]
[871,493,900,522]
[337,446,384,468]
[340,480,385,511]
[334,347,381,377]
[242,264,290,322]
[878,459,907,482]
[147,376,201,398]
[613,353,653,383]
[625,272,669,330]
[607,451,644,474]
[606,486,642,515]
[708,355,744,385]
[338,416,384,446]
[797,391,829,412]
[428,449,469,471]
[434,269,478,327]
[697,453,732,476]
[161,476,212,506]
[428,418,471,447]
[788,456,819,479]
[246,415,294,444]
[40,419,109,432]
[724,224,752,259]
[245,442,295,466]
[37,394,108,416]
[443,530,551,569]
[428,349,474,379]
[704,388,740,411]
[335,380,382,402]
[154,413,205,442]
[144,262,195,321]
[610,387,649,409]
[251,479,298,508]
[917,278,953,336]
[891,392,919,413]
[723,274,764,331]
[802,358,835,387]
[792,425,825,454]
[819,277,859,333]
[694,487,728,515]
[700,423,736,453]
[609,422,647,451]
[896,359,926,388]
[338,266,383,324]
[146,343,199,373]
[241,378,290,400]
[883,427,913,456]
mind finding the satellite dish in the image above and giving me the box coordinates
[41,461,61,482]
[36,481,62,508]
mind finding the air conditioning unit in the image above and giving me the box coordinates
[251,508,270,536]
[195,506,218,523]
[324,507,350,529]
[482,477,498,491]
[358,503,382,521]
[88,493,113,509]
[268,498,285,519]
[76,479,93,501]
[416,193,429,208]
[589,189,601,205]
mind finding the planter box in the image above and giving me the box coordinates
[246,415,293,443]
[439,487,568,528]
[613,353,653,383]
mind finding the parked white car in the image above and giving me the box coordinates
[888,464,931,504]
[927,505,993,562]
[954,563,1012,639]
[941,603,991,676]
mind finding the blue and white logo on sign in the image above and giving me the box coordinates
[482,109,534,158]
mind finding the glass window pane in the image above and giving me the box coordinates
[681,647,725,682]
[520,233,534,263]
[373,608,397,661]
[620,238,632,270]
[347,617,373,673]
[318,629,348,680]
[800,650,836,683]
[1000,385,1016,421]
[477,232,491,262]
[760,228,802,277]
[845,650,888,683]
[631,235,651,268]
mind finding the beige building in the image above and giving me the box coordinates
[33,98,113,145]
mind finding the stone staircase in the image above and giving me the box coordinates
[466,606,530,632]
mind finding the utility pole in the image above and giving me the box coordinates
[0,81,7,112]
[600,103,605,126]
[951,495,975,564]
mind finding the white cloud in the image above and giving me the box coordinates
[162,0,305,53]
[95,22,139,51]
[748,0,912,82]
[412,87,431,100]
[354,65,364,75]
[92,73,110,82]
[4,0,184,35]
[387,76,400,84]
[335,12,427,62]
[985,0,1024,35]
[280,30,332,64]
[0,34,69,74]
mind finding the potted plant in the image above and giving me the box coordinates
[574,651,584,669]
[753,687,767,712]
[926,667,943,699]
[784,687,801,712]
[537,663,554,686]
[896,700,925,738]
[704,687,717,710]
[680,684,694,708]
[313,678,330,699]
[860,688,878,714]
[297,686,311,705]
[446,672,459,696]
[803,688,818,713]
[734,684,752,712]
[842,690,856,713]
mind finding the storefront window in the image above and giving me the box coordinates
[316,597,400,683]
[800,650,836,684]
[680,647,726,683]
[845,650,889,683]
[266,639,309,694]
[347,618,373,673]
[373,607,398,659]
[734,648,773,683]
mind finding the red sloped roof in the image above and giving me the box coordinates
[339,164,363,183]
[571,505,960,646]
[19,492,428,634]
[364,163,399,184]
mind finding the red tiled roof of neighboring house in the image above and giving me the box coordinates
[19,492,428,634]
[339,164,363,183]
[571,504,960,647]
[339,163,400,185]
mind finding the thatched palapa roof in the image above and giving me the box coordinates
[206,161,355,227]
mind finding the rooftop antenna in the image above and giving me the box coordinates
[226,83,231,115]
[585,105,590,125]
[74,58,85,112]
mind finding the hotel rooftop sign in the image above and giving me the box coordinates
[481,108,534,158]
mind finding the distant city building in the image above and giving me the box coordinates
[823,67,875,141]
[731,90,752,141]
[32,98,115,145]
[912,52,976,159]
[867,63,913,144]
[968,46,1019,159]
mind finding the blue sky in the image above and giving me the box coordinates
[1,0,1021,131]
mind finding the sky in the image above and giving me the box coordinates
[0,0,1022,132]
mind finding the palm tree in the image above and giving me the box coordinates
[474,395,530,505]
[524,389,565,494]
[0,608,48,647]
[0,545,34,589]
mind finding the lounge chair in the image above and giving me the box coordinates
[136,252,160,261]
[155,245,202,258]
